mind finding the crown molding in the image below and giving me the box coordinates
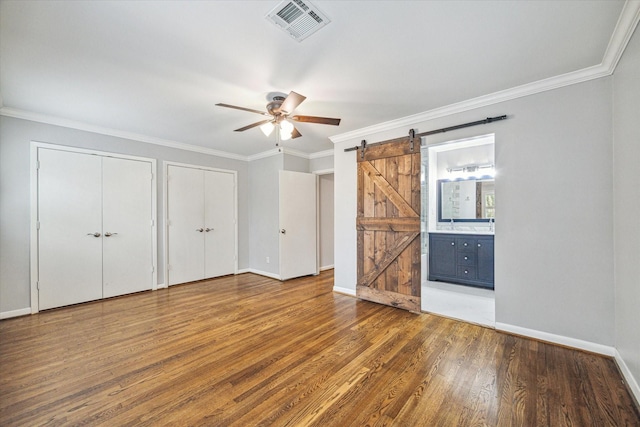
[246,146,334,161]
[1,106,334,162]
[247,147,283,161]
[309,148,334,159]
[0,106,250,162]
[602,0,640,74]
[330,0,640,144]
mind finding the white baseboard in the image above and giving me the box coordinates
[614,349,640,405]
[320,264,335,271]
[156,283,167,289]
[495,322,615,356]
[333,286,356,296]
[0,307,31,320]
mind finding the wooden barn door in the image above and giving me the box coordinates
[356,138,421,312]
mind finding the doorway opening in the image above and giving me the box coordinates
[421,134,495,327]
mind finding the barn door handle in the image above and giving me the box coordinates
[196,228,204,232]
[87,232,101,237]
[105,232,118,237]
[280,229,286,234]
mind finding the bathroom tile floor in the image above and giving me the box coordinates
[421,280,495,328]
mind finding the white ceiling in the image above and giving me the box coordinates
[0,0,628,158]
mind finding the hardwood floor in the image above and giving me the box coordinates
[1,270,638,426]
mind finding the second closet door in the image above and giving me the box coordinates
[167,165,205,285]
[204,170,235,278]
[167,165,236,286]
[102,157,153,298]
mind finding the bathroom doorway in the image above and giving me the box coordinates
[421,134,496,327]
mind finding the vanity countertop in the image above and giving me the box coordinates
[429,230,494,235]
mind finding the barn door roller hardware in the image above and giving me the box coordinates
[344,115,508,153]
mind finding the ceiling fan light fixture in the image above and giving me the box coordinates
[260,121,275,136]
[280,119,294,134]
[279,119,294,140]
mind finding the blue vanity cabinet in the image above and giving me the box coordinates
[428,233,494,289]
[429,234,456,277]
[476,236,495,285]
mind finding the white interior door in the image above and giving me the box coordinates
[279,170,317,280]
[204,170,236,278]
[38,149,103,309]
[102,157,153,298]
[167,165,205,285]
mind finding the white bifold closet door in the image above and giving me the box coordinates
[102,157,153,298]
[167,165,235,286]
[37,149,153,310]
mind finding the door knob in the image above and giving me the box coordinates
[87,232,101,237]
[104,232,118,237]
[196,228,204,232]
[280,229,286,234]
[205,228,213,232]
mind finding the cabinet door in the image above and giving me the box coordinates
[428,235,456,278]
[102,157,153,298]
[204,170,236,278]
[167,166,205,285]
[477,237,494,285]
[38,149,103,310]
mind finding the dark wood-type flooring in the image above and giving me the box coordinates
[1,270,639,426]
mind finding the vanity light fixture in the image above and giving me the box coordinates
[447,164,495,180]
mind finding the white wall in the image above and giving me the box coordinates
[283,153,309,173]
[334,77,615,346]
[0,116,250,314]
[613,25,640,399]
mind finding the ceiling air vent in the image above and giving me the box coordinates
[266,0,331,42]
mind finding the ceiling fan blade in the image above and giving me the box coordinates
[290,115,341,126]
[234,119,272,132]
[216,103,270,116]
[291,127,302,139]
[279,91,307,114]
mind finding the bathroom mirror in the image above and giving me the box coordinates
[437,179,495,222]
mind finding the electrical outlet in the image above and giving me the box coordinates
[266,256,270,264]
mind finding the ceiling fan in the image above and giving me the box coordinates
[216,91,341,141]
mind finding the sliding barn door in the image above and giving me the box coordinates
[356,138,421,312]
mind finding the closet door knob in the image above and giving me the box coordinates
[205,228,213,232]
[87,232,101,237]
[280,229,286,234]
[105,232,118,237]
[196,228,204,232]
